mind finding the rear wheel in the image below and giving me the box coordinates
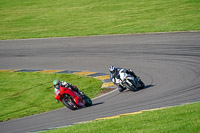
[62,95,77,110]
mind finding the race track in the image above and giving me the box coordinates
[0,32,200,133]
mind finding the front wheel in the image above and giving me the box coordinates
[62,95,77,110]
[138,80,145,89]
[129,85,138,91]
[124,80,137,91]
[83,95,92,107]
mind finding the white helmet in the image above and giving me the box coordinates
[109,66,115,73]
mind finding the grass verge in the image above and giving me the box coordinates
[0,0,199,40]
[0,71,102,122]
[43,102,200,133]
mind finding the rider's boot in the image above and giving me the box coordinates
[118,85,126,92]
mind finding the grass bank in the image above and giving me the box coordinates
[0,71,102,121]
[43,102,200,133]
[0,0,199,40]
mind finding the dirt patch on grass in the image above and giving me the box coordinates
[98,87,117,96]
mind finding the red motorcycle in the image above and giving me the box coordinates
[55,86,92,110]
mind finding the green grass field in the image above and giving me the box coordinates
[0,0,199,40]
[0,72,102,121]
[0,0,199,132]
[43,102,200,133]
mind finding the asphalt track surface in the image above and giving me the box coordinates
[0,32,200,133]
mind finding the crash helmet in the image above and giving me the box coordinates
[53,79,60,89]
[109,66,115,73]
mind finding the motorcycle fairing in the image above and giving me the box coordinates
[55,86,85,107]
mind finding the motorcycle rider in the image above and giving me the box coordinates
[53,79,84,98]
[109,66,138,92]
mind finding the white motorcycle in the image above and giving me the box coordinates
[115,69,145,92]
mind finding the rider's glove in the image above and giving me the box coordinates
[62,81,67,86]
[128,69,133,72]
[80,91,84,96]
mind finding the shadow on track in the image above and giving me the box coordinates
[144,84,155,89]
[92,102,104,107]
[135,84,155,91]
[71,102,104,110]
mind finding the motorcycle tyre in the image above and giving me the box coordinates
[139,80,145,89]
[118,85,126,92]
[83,95,92,107]
[62,95,77,110]
[124,81,138,92]
[129,86,138,91]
